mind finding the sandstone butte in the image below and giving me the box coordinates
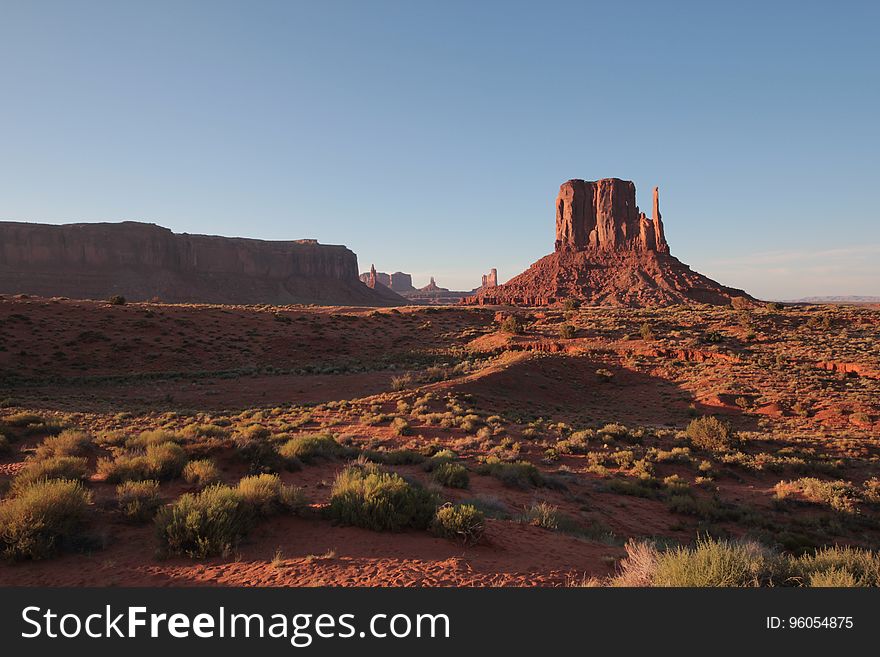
[465,178,754,307]
[0,221,406,306]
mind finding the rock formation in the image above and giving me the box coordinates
[466,178,753,307]
[0,221,406,306]
[480,268,498,288]
[359,269,416,292]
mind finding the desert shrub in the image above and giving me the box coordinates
[558,324,576,339]
[422,449,457,472]
[458,495,511,519]
[522,501,560,530]
[13,456,89,492]
[126,430,182,449]
[790,546,880,587]
[774,478,860,513]
[98,441,187,483]
[0,479,92,560]
[155,484,253,558]
[432,462,469,488]
[808,568,858,587]
[390,374,415,391]
[863,478,880,504]
[686,416,735,451]
[107,295,126,305]
[182,459,221,487]
[595,368,614,383]
[500,315,524,335]
[328,464,439,532]
[236,473,304,516]
[430,503,485,545]
[363,448,425,466]
[144,442,188,479]
[116,480,162,522]
[33,430,91,460]
[639,322,654,340]
[391,417,413,436]
[234,435,284,473]
[651,537,773,587]
[278,433,351,464]
[477,458,544,488]
[562,298,581,311]
[702,330,724,344]
[4,412,44,428]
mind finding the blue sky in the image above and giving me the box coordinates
[1,1,878,298]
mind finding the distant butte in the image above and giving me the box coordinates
[0,221,406,306]
[465,178,754,307]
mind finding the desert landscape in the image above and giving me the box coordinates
[1,178,878,587]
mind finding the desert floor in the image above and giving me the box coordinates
[1,296,878,586]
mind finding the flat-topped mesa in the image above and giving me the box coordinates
[554,178,669,253]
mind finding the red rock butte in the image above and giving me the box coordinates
[466,178,754,307]
[0,221,406,306]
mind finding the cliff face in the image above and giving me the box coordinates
[467,178,753,308]
[555,178,668,253]
[0,221,406,306]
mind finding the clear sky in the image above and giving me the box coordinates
[1,1,878,299]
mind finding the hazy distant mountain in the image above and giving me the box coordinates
[785,295,880,304]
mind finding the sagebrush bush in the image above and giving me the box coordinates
[182,459,221,487]
[522,501,560,530]
[98,441,188,483]
[650,537,773,587]
[500,315,523,335]
[33,430,91,460]
[278,433,351,464]
[13,456,89,492]
[430,503,485,545]
[116,480,162,522]
[477,458,543,488]
[234,436,284,474]
[0,479,92,560]
[686,416,735,451]
[155,484,253,558]
[237,474,305,516]
[774,478,859,513]
[329,464,439,531]
[126,430,181,449]
[432,462,469,489]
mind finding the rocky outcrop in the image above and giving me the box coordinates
[554,178,669,253]
[359,269,416,292]
[467,178,754,307]
[0,221,406,306]
[480,268,498,288]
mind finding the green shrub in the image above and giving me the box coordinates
[98,441,187,483]
[686,416,735,451]
[432,462,469,488]
[237,474,304,516]
[0,479,92,560]
[477,458,544,488]
[234,436,284,474]
[391,417,413,436]
[33,430,91,460]
[278,433,351,464]
[522,501,559,530]
[116,480,162,522]
[791,546,880,586]
[13,456,89,492]
[328,464,439,531]
[558,324,576,339]
[182,459,220,487]
[430,504,485,545]
[651,537,773,587]
[774,478,859,513]
[126,430,182,449]
[155,484,253,558]
[500,315,524,335]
